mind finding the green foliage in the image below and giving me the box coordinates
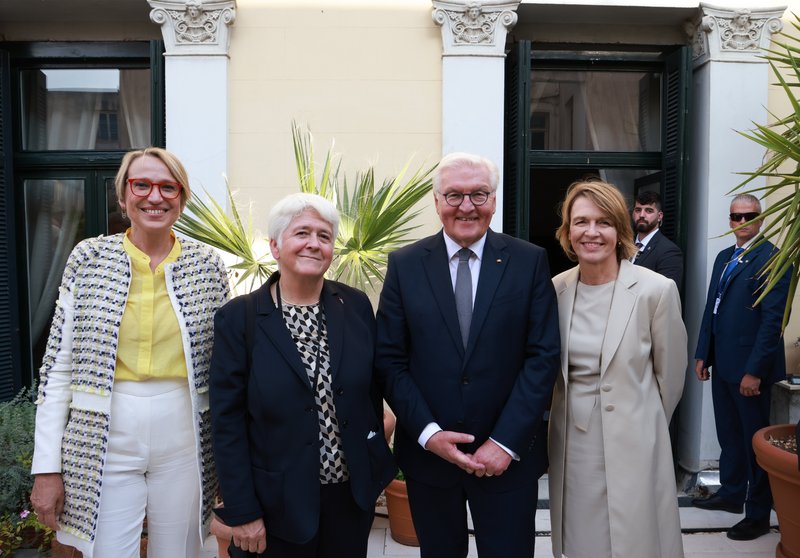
[0,509,54,558]
[0,387,54,557]
[0,387,36,515]
[733,13,800,328]
[175,178,275,291]
[292,122,435,290]
[178,121,434,293]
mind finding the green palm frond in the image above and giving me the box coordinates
[179,123,434,294]
[292,122,435,291]
[175,180,274,291]
[733,14,800,328]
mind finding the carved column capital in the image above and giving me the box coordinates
[432,0,520,58]
[148,0,236,56]
[688,4,784,65]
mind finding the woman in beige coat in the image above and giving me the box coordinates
[549,179,687,558]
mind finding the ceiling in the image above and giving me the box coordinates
[0,0,151,23]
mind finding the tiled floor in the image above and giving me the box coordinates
[363,506,781,558]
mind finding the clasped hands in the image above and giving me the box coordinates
[425,431,511,478]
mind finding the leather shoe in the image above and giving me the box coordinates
[691,494,743,514]
[727,517,770,541]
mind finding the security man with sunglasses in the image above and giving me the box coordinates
[692,193,791,541]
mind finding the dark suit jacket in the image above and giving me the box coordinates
[634,229,684,290]
[695,241,790,384]
[375,230,560,489]
[210,273,396,544]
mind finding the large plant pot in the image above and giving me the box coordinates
[384,479,419,547]
[753,424,800,558]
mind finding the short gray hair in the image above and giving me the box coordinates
[433,152,499,194]
[268,193,340,248]
[731,193,762,213]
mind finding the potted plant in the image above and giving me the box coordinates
[753,424,799,558]
[383,468,419,547]
[0,386,54,557]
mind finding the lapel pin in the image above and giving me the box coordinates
[496,259,502,263]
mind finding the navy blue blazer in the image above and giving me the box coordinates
[634,229,684,290]
[209,273,396,544]
[375,230,560,489]
[695,241,790,384]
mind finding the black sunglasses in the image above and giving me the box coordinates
[729,212,760,222]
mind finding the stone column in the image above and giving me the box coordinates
[148,0,236,203]
[678,4,785,473]
[432,0,520,228]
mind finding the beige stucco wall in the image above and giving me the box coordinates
[227,0,444,241]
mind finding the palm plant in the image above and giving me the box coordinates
[176,122,435,293]
[173,179,274,292]
[291,122,435,290]
[734,13,800,328]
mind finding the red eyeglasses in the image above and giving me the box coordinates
[127,178,183,199]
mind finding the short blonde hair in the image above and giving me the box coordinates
[267,193,340,248]
[114,147,191,209]
[556,179,637,262]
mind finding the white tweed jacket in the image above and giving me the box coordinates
[32,233,230,547]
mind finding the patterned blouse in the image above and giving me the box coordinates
[282,301,350,484]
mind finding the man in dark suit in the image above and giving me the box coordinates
[375,152,560,558]
[693,193,791,541]
[631,190,684,289]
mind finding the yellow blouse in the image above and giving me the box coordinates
[115,231,188,381]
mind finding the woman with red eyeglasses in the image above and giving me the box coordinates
[29,147,230,558]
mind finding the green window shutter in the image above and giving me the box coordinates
[504,40,531,240]
[660,46,692,250]
[0,50,22,400]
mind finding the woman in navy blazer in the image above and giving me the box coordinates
[209,193,396,558]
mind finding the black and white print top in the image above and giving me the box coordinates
[282,302,350,484]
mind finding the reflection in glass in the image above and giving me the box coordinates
[24,180,85,369]
[20,69,151,150]
[106,178,131,235]
[531,70,661,151]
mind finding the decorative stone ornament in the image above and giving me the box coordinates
[432,0,520,57]
[148,0,236,56]
[688,4,783,65]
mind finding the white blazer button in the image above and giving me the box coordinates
[601,384,612,392]
[605,404,615,411]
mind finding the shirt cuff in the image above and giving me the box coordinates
[418,422,442,449]
[490,437,520,461]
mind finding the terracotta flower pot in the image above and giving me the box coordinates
[384,479,419,547]
[753,424,800,558]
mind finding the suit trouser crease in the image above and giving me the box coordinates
[711,374,773,519]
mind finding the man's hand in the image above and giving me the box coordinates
[231,518,267,554]
[695,359,709,381]
[472,439,512,478]
[740,373,762,397]
[425,431,485,474]
[30,473,64,531]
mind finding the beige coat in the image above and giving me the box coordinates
[549,260,687,558]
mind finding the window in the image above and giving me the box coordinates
[0,42,164,397]
[504,44,691,276]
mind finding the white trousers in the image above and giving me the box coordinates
[87,380,201,558]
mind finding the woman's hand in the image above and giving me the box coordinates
[232,518,267,554]
[30,473,64,530]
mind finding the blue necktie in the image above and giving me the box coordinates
[718,246,745,292]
